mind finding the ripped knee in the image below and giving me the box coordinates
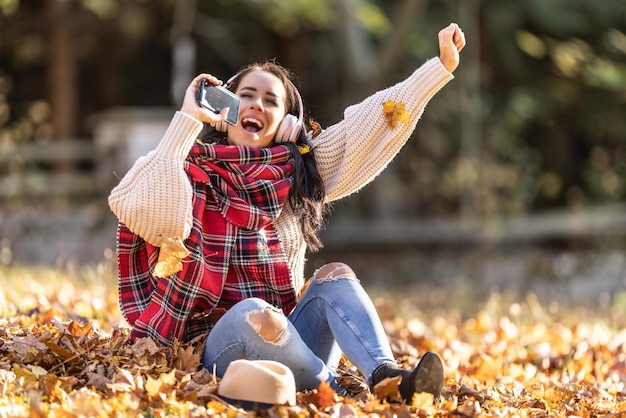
[314,262,357,282]
[246,307,290,345]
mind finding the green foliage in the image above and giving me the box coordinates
[0,0,625,219]
[241,0,337,35]
[0,0,18,15]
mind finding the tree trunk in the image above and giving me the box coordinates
[46,0,76,140]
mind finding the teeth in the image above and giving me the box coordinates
[241,117,263,133]
[243,118,262,127]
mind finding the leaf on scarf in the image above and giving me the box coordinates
[298,144,311,155]
[154,237,190,278]
[382,100,409,129]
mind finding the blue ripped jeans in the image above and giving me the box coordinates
[201,263,397,392]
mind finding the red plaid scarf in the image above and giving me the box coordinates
[117,142,296,346]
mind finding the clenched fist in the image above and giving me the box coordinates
[438,23,466,73]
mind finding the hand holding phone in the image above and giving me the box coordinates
[197,79,240,126]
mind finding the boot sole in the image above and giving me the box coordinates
[400,351,444,401]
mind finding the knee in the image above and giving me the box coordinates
[231,297,269,313]
[246,305,290,345]
[314,262,357,282]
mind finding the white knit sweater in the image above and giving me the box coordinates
[109,57,453,294]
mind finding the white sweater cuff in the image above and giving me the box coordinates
[154,111,203,160]
[404,58,454,99]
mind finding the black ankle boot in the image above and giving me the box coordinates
[371,352,444,402]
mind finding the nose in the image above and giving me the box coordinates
[248,95,264,112]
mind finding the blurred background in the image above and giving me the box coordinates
[0,0,625,306]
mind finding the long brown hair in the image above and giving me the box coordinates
[201,61,329,252]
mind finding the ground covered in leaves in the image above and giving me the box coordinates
[1,263,626,417]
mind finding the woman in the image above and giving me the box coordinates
[109,23,465,402]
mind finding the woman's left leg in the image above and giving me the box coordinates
[288,262,396,380]
[289,262,444,400]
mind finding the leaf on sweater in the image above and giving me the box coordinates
[154,237,190,278]
[382,100,409,129]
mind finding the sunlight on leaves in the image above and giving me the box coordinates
[1,265,626,416]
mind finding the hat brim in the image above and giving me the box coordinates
[218,394,277,411]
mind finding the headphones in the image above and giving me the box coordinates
[216,74,304,144]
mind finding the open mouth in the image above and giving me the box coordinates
[241,117,263,133]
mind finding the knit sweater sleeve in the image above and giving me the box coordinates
[310,58,454,203]
[108,111,203,247]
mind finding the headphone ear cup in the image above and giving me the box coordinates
[275,114,302,143]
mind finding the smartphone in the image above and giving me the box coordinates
[197,79,240,126]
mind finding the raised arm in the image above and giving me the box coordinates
[311,23,466,203]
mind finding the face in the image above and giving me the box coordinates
[226,70,288,148]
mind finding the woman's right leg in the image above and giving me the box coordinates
[202,297,343,393]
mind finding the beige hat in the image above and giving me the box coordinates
[217,359,297,409]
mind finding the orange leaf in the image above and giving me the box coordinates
[372,375,403,402]
[410,391,434,410]
[471,353,503,382]
[301,381,337,409]
[67,320,93,338]
[41,374,75,402]
[45,341,76,360]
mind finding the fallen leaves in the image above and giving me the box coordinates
[2,264,626,416]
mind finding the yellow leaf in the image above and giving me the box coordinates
[411,391,434,410]
[382,100,409,129]
[154,237,190,278]
[145,375,163,400]
[29,365,48,378]
[158,369,178,387]
[12,364,38,384]
[472,353,503,382]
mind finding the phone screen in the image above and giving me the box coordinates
[197,81,240,125]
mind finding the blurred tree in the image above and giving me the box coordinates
[476,0,626,215]
[0,0,625,223]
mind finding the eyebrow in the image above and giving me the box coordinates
[240,86,280,100]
